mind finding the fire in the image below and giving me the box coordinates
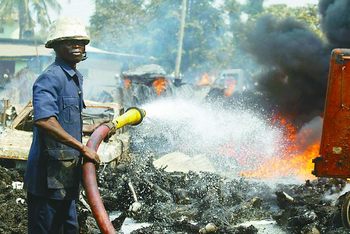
[271,115,298,153]
[197,73,213,86]
[241,115,319,180]
[124,78,132,89]
[241,143,318,180]
[224,80,237,97]
[152,77,168,96]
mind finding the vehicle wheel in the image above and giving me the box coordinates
[341,192,350,228]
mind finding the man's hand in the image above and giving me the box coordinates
[80,144,101,164]
[35,117,101,165]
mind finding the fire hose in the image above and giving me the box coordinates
[82,107,146,233]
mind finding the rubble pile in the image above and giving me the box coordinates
[94,157,272,233]
[273,179,349,234]
[80,156,349,234]
[1,160,350,233]
[0,165,27,233]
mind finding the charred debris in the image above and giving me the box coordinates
[0,153,349,233]
[77,154,349,233]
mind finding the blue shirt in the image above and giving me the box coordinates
[25,58,85,200]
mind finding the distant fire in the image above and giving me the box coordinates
[241,115,319,180]
[124,78,132,89]
[152,78,168,96]
[224,80,237,97]
[197,73,213,86]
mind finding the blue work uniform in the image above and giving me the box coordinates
[25,58,85,233]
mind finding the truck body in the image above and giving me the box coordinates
[313,49,350,178]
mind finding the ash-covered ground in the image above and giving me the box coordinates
[1,157,349,234]
[80,155,350,234]
[0,165,27,233]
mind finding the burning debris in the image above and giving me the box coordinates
[0,95,347,233]
[242,0,350,128]
[2,1,350,233]
[0,83,335,233]
[117,64,175,107]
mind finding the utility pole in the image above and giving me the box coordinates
[174,0,187,83]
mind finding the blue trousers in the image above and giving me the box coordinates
[27,193,79,234]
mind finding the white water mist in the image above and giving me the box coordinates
[133,97,287,176]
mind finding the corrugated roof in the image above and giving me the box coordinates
[0,43,52,57]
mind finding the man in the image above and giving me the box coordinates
[24,17,100,234]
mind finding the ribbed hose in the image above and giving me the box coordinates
[82,124,116,233]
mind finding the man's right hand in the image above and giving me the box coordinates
[35,117,101,164]
[80,144,101,164]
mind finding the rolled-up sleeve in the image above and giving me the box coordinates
[33,73,61,121]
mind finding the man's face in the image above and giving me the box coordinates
[55,40,86,65]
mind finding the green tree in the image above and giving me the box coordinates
[0,0,61,39]
[90,0,228,74]
[256,4,321,37]
[182,0,227,73]
[243,0,263,16]
[90,0,182,70]
[221,0,251,68]
[90,0,150,53]
[221,1,321,70]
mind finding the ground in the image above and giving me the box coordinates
[1,155,350,234]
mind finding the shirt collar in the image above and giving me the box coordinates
[55,57,82,79]
[75,69,83,80]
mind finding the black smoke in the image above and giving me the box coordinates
[245,15,329,126]
[319,0,350,47]
[245,0,350,126]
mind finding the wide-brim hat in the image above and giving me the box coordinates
[45,17,90,48]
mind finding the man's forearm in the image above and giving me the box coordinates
[35,116,84,151]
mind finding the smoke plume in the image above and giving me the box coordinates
[319,0,350,47]
[245,15,329,125]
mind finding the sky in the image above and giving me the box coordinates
[54,0,319,27]
[54,0,95,25]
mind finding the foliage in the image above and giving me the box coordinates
[90,0,228,74]
[90,0,150,52]
[243,0,264,16]
[182,0,226,73]
[0,0,61,39]
[89,0,321,76]
[256,4,322,37]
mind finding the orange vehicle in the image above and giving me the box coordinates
[313,48,350,228]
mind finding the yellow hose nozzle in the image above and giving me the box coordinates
[113,107,146,129]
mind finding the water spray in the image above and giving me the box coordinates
[135,97,285,175]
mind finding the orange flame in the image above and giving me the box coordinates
[224,80,237,97]
[152,78,168,96]
[242,115,319,180]
[271,115,298,153]
[241,143,318,180]
[124,78,132,89]
[197,73,213,86]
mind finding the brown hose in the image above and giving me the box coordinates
[82,124,116,233]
